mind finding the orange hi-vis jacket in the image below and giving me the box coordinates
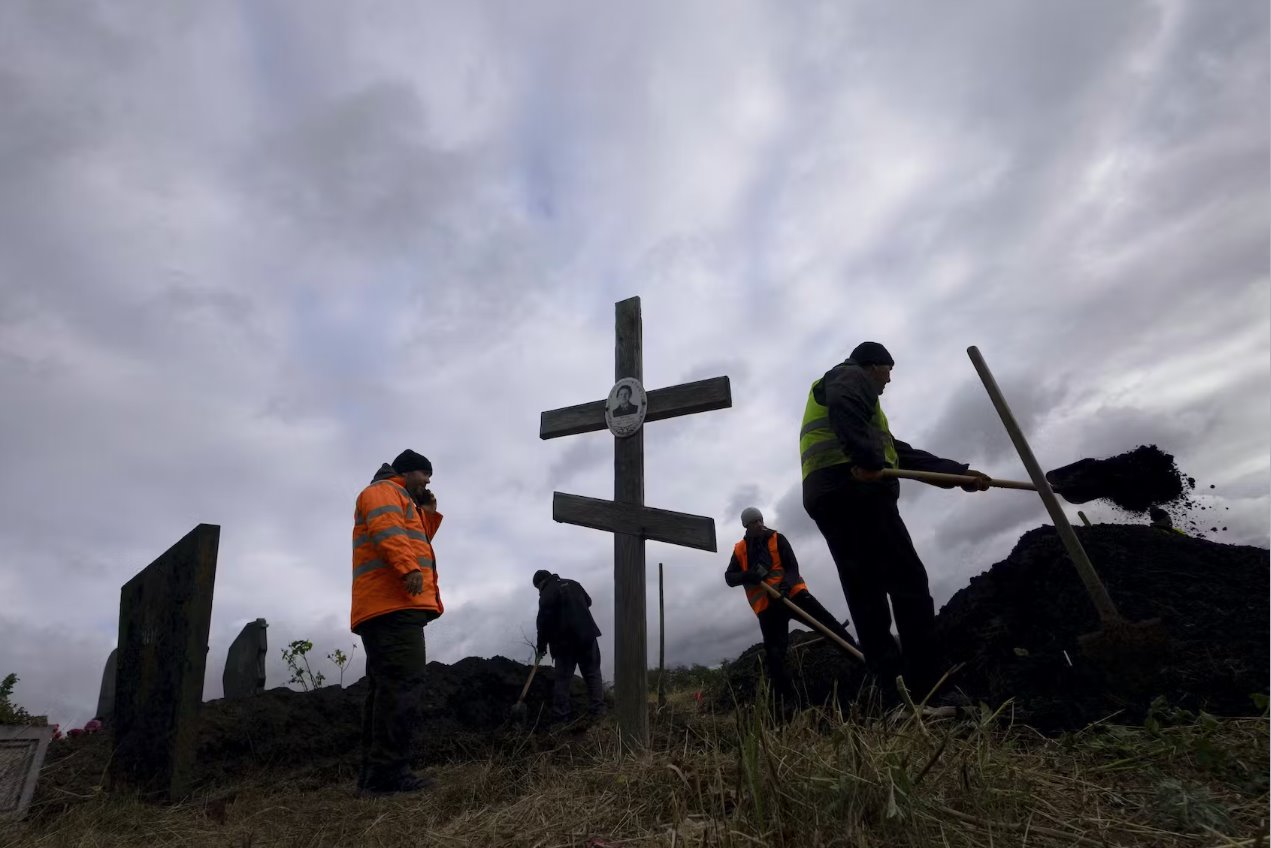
[350,474,444,631]
[733,534,808,615]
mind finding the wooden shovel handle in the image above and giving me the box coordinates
[881,468,1037,491]
[517,659,540,704]
[760,583,865,663]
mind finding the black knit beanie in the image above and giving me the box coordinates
[532,569,552,589]
[392,449,433,475]
[849,341,895,367]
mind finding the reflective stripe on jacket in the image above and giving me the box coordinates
[734,534,807,615]
[350,475,444,631]
[799,381,899,480]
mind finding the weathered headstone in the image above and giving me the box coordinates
[109,524,219,800]
[95,648,117,721]
[0,725,55,821]
[223,619,268,699]
[540,296,731,748]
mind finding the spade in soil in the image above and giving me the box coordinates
[510,656,541,724]
[966,346,1170,689]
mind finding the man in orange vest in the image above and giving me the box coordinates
[350,449,444,795]
[725,507,857,708]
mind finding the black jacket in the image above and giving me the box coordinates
[536,574,602,657]
[724,529,803,595]
[804,359,970,506]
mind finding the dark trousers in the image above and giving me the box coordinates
[358,612,427,780]
[808,489,939,698]
[552,638,605,719]
[757,590,857,705]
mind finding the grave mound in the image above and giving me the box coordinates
[33,655,579,808]
[196,655,573,783]
[720,524,1269,730]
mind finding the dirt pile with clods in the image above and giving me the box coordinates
[1045,444,1188,512]
[34,655,591,804]
[720,524,1268,730]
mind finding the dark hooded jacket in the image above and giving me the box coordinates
[536,574,602,657]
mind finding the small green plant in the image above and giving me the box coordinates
[281,640,325,691]
[0,673,34,725]
[326,644,357,687]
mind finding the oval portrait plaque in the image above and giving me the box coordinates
[605,377,647,438]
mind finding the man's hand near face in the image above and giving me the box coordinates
[404,570,424,596]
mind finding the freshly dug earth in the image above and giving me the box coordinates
[935,525,1267,729]
[32,655,593,805]
[721,525,1268,730]
[1045,445,1189,512]
[197,655,593,784]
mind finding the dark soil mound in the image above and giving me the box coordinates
[717,630,870,712]
[934,525,1268,729]
[1045,445,1189,512]
[195,655,588,783]
[720,525,1268,730]
[29,656,595,811]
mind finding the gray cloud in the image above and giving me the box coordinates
[0,1,1265,728]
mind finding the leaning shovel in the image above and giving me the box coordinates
[759,583,865,663]
[510,656,542,723]
[965,346,1168,674]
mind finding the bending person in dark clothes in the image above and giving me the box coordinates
[533,570,606,722]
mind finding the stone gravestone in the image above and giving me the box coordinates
[223,619,267,699]
[95,648,117,721]
[109,524,219,800]
[0,725,55,821]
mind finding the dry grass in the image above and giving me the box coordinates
[4,689,1266,847]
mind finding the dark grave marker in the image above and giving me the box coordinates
[95,647,117,721]
[109,524,219,800]
[223,618,268,699]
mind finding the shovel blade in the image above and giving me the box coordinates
[1077,616,1171,695]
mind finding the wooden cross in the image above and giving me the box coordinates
[540,296,731,748]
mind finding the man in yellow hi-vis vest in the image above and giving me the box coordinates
[800,342,990,703]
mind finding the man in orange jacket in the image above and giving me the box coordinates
[351,449,444,795]
[725,507,857,709]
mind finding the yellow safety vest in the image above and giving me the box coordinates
[799,380,898,480]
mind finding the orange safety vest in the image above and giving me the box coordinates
[350,475,444,631]
[734,533,807,615]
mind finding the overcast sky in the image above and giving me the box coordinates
[1,1,1266,729]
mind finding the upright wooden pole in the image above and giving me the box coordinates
[657,562,666,708]
[613,297,648,749]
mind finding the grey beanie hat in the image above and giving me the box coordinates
[740,507,763,527]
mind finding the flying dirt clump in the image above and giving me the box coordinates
[1045,445,1189,512]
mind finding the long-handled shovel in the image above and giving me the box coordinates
[759,583,865,663]
[964,346,1168,673]
[882,468,1035,490]
[510,657,542,723]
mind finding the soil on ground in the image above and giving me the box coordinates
[32,655,592,807]
[720,525,1269,730]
